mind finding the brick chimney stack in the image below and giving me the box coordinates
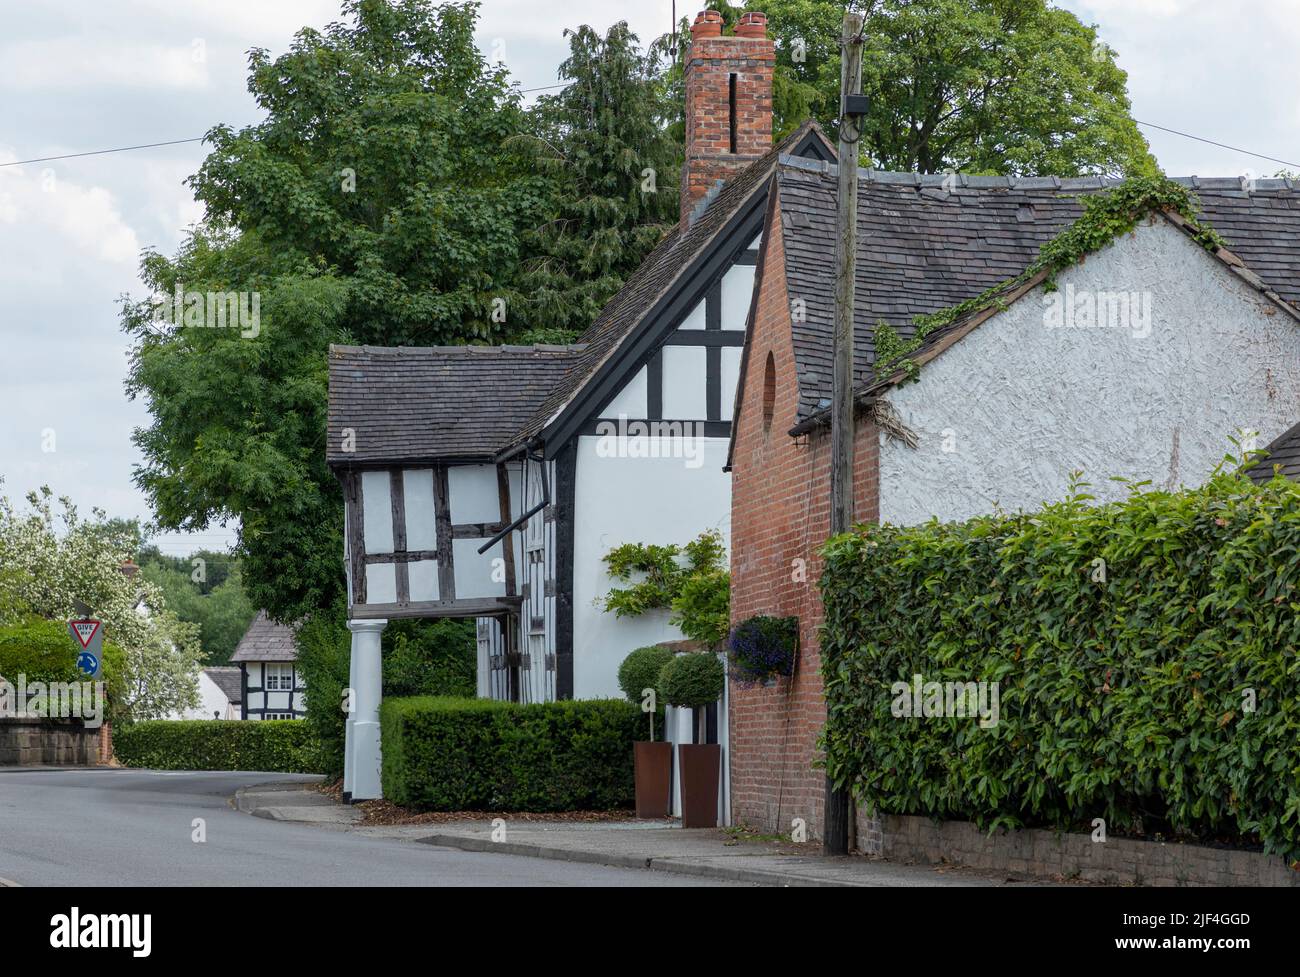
[680,10,774,226]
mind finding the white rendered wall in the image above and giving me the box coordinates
[879,218,1300,526]
[571,435,733,700]
[164,671,236,720]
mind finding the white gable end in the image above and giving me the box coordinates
[879,216,1300,526]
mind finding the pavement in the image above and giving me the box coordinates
[239,780,1049,888]
[0,768,738,887]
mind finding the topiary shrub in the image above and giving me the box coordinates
[729,615,799,685]
[658,652,725,710]
[617,645,674,706]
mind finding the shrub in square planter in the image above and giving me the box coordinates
[618,646,675,818]
[659,652,725,828]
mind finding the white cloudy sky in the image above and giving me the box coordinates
[2,0,1297,556]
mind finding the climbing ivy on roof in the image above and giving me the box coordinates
[871,176,1229,384]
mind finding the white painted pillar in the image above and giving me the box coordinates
[343,632,359,797]
[669,704,695,818]
[345,619,386,801]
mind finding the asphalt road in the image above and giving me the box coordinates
[0,768,729,887]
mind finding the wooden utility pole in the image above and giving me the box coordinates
[824,9,864,858]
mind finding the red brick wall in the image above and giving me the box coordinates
[729,201,879,840]
[680,11,774,224]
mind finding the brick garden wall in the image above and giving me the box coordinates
[728,201,879,839]
[873,813,1300,886]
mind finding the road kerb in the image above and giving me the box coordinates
[412,832,866,887]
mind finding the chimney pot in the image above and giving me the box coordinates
[735,12,768,38]
[691,10,724,39]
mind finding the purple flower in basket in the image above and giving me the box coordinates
[728,615,799,686]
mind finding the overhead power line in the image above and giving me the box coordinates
[0,84,569,170]
[0,137,207,168]
[2,114,1294,173]
[1134,120,1300,171]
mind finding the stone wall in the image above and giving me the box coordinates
[866,812,1300,887]
[0,719,102,766]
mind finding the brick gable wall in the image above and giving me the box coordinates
[729,200,879,840]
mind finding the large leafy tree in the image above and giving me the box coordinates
[123,1,550,621]
[684,0,1153,176]
[515,22,681,339]
[190,0,548,346]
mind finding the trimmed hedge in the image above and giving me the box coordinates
[0,617,82,685]
[821,470,1300,859]
[381,696,640,810]
[114,720,324,772]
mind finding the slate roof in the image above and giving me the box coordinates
[327,344,586,464]
[203,666,242,704]
[229,611,299,663]
[506,121,835,450]
[1247,420,1300,483]
[772,159,1300,428]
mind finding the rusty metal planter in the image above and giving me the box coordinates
[677,742,721,828]
[633,740,672,818]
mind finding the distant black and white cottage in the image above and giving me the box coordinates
[230,611,305,720]
[324,14,826,798]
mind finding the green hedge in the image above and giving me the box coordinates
[820,471,1300,859]
[381,696,640,810]
[0,617,82,685]
[114,720,324,772]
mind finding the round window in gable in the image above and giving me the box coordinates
[762,351,776,431]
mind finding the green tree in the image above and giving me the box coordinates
[515,22,682,339]
[139,558,256,665]
[122,0,549,621]
[657,0,1152,175]
[760,0,1154,176]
